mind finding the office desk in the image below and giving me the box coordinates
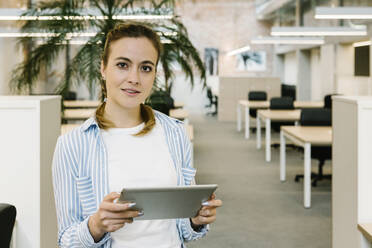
[173,101,184,109]
[63,100,100,108]
[237,100,324,139]
[237,100,269,138]
[280,126,332,208]
[169,108,189,122]
[257,109,301,162]
[63,109,95,120]
[358,223,372,247]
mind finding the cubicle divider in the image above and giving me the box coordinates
[0,96,60,248]
[218,76,281,122]
[333,96,372,248]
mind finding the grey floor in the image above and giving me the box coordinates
[186,114,331,248]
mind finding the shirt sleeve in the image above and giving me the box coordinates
[177,124,210,242]
[52,136,110,248]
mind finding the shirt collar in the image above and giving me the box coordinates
[81,116,99,132]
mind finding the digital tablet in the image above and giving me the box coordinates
[118,184,218,220]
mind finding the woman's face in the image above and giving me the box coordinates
[101,37,158,111]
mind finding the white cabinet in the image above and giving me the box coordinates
[0,96,61,248]
[333,96,372,248]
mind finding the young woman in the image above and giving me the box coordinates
[52,23,222,248]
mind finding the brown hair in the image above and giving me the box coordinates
[96,22,162,136]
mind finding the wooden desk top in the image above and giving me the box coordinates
[173,101,184,108]
[281,126,332,145]
[169,109,189,120]
[63,100,100,108]
[239,100,324,109]
[61,123,194,141]
[294,101,324,108]
[358,223,372,243]
[239,100,269,108]
[257,109,301,121]
[63,109,95,120]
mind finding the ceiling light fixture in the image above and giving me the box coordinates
[271,26,367,36]
[251,37,325,45]
[226,46,251,56]
[315,7,372,19]
[353,40,372,47]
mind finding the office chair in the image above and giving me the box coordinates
[150,102,171,115]
[64,91,77,100]
[324,94,340,109]
[0,203,16,248]
[248,91,267,133]
[206,87,218,116]
[270,97,295,132]
[269,97,295,148]
[281,84,296,101]
[294,108,332,187]
[248,91,267,118]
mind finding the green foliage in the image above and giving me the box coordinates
[11,0,206,100]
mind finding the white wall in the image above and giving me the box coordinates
[284,52,297,85]
[0,38,23,95]
[336,43,372,96]
[311,48,322,101]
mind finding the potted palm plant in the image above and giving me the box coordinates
[11,0,206,112]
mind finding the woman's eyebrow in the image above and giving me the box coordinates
[114,57,155,66]
[114,57,131,62]
[142,60,155,66]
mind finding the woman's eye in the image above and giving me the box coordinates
[142,65,153,72]
[117,62,128,69]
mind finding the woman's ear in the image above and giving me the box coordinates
[100,61,106,80]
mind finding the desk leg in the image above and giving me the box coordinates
[245,106,250,139]
[257,116,261,149]
[304,143,311,208]
[237,104,241,132]
[265,119,271,162]
[280,131,286,181]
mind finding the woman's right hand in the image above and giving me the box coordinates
[88,192,142,242]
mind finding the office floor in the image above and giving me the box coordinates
[186,114,331,248]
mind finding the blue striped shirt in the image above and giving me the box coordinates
[52,111,208,248]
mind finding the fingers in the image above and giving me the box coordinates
[196,215,216,224]
[98,209,142,220]
[103,192,121,202]
[202,199,223,208]
[199,208,216,217]
[100,201,136,212]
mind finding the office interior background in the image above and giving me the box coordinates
[1,0,372,247]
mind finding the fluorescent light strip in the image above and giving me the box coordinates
[0,14,173,21]
[251,37,325,45]
[315,7,372,19]
[353,40,372,47]
[226,46,250,56]
[271,26,367,36]
[0,32,176,38]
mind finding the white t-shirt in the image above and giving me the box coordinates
[101,122,182,248]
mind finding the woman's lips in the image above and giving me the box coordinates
[121,88,140,96]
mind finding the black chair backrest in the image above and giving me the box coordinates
[281,84,296,101]
[65,91,77,100]
[0,203,16,248]
[300,108,332,126]
[324,94,339,109]
[248,91,267,101]
[207,87,213,99]
[150,103,170,115]
[270,97,294,110]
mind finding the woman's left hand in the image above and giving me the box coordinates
[191,193,222,226]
